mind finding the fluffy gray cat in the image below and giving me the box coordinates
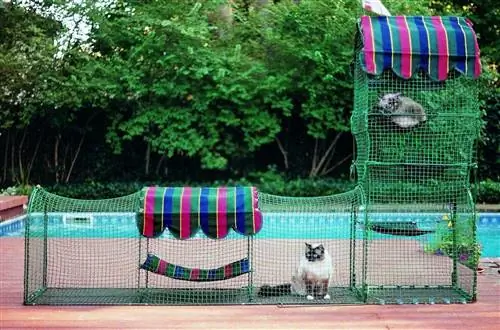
[378,92,427,129]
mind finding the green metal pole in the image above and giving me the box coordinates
[23,194,34,304]
[349,198,357,290]
[451,202,458,288]
[42,203,48,290]
[360,184,369,303]
[247,237,253,303]
[471,165,479,302]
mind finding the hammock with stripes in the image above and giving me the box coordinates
[140,253,250,282]
[137,186,263,239]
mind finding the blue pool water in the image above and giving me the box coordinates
[1,212,499,257]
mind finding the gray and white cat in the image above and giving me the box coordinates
[378,92,427,129]
[258,243,333,300]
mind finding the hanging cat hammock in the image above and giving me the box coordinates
[137,186,263,239]
[357,16,481,81]
[368,221,435,236]
[140,253,250,281]
[137,186,261,281]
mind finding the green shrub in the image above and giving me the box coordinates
[41,175,355,200]
[476,179,500,204]
[3,176,497,204]
[46,182,147,199]
[425,216,481,269]
[0,185,34,196]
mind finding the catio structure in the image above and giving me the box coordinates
[24,15,483,306]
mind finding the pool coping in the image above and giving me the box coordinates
[0,195,28,222]
[1,212,498,231]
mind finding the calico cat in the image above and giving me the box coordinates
[378,92,427,129]
[258,243,333,300]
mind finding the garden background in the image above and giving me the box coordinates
[0,0,498,203]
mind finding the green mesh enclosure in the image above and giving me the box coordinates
[24,15,482,306]
[24,187,362,305]
[351,15,481,304]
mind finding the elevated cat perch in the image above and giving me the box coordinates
[367,221,435,236]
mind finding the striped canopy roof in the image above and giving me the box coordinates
[137,186,263,239]
[357,16,481,81]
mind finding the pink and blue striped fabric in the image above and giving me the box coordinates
[138,186,263,239]
[358,16,481,81]
[140,253,250,281]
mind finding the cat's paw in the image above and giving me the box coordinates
[323,294,331,300]
[306,295,314,300]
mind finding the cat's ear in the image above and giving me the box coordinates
[395,92,402,99]
[305,242,311,248]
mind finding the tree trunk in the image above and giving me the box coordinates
[309,133,345,178]
[26,132,42,183]
[155,155,166,177]
[65,132,86,183]
[64,112,97,183]
[54,135,61,183]
[17,129,27,183]
[145,141,151,176]
[2,130,9,184]
[275,137,289,170]
[10,131,16,183]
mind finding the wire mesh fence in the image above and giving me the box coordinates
[351,15,481,304]
[24,184,478,306]
[23,15,482,306]
[24,187,364,305]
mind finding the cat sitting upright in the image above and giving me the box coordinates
[297,243,333,300]
[258,243,333,300]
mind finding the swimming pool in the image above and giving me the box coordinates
[1,212,498,257]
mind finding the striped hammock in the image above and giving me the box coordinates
[140,253,250,282]
[137,186,263,239]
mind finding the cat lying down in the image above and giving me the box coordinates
[258,243,333,300]
[377,92,427,129]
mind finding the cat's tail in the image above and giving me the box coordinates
[257,284,292,297]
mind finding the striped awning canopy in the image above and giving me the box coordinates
[357,16,481,81]
[137,186,263,239]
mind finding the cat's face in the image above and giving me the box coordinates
[379,92,402,112]
[305,243,325,262]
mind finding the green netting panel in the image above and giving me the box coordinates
[352,16,481,304]
[253,188,364,305]
[24,187,255,305]
[24,187,364,306]
[362,203,478,305]
[140,234,252,305]
[24,188,144,305]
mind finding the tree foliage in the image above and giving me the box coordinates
[0,0,498,188]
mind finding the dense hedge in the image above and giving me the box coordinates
[476,179,500,205]
[3,178,497,205]
[43,178,357,200]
